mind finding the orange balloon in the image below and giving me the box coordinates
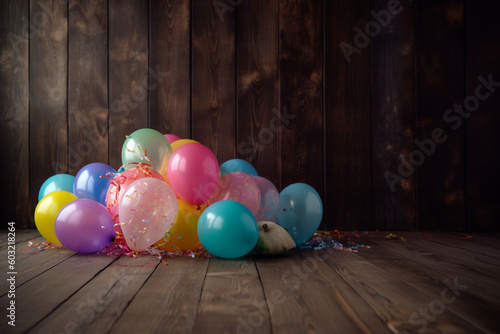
[170,139,198,152]
[154,199,206,252]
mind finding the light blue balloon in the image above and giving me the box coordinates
[277,183,323,246]
[220,159,258,177]
[38,174,75,202]
[198,200,258,258]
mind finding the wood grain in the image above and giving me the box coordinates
[0,253,117,333]
[193,257,271,334]
[108,0,149,169]
[371,0,416,230]
[67,0,108,174]
[279,0,324,227]
[237,0,280,187]
[191,0,235,160]
[109,256,209,334]
[0,0,30,228]
[416,0,466,231]
[465,0,500,232]
[149,0,191,139]
[324,0,371,230]
[31,255,159,334]
[255,251,391,333]
[29,0,68,228]
[357,235,500,332]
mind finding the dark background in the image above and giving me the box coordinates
[1,0,499,231]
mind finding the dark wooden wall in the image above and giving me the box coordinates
[1,0,499,231]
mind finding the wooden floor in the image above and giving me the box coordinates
[1,230,499,334]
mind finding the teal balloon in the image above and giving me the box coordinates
[277,183,323,246]
[38,174,75,202]
[220,159,258,177]
[121,128,172,179]
[198,200,258,258]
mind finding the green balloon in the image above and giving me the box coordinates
[121,128,172,179]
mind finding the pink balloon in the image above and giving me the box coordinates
[168,143,220,205]
[105,165,165,239]
[208,172,261,216]
[254,176,280,222]
[119,178,178,251]
[164,134,182,144]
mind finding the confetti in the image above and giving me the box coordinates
[385,233,406,241]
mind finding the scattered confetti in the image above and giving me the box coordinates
[385,233,406,241]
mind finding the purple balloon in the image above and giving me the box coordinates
[254,176,280,222]
[55,199,116,253]
[74,162,117,205]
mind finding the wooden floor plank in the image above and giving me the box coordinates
[0,247,76,296]
[255,250,391,334]
[0,253,118,333]
[109,256,209,334]
[0,235,47,269]
[356,235,500,332]
[359,233,500,310]
[193,257,271,334]
[321,248,484,333]
[0,229,40,249]
[29,255,160,334]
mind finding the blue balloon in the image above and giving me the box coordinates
[277,183,323,246]
[198,200,258,258]
[73,163,116,205]
[220,159,258,177]
[38,174,75,202]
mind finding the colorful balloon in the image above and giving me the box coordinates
[254,176,280,222]
[55,199,116,253]
[208,172,261,216]
[164,134,182,144]
[121,128,172,179]
[73,162,116,205]
[170,139,199,152]
[154,199,206,252]
[220,159,258,177]
[119,178,178,251]
[197,200,258,258]
[277,183,323,246]
[168,143,220,205]
[35,191,78,245]
[38,174,75,202]
[105,165,165,239]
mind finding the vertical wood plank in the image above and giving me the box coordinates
[150,0,191,139]
[29,0,68,226]
[0,0,30,228]
[324,0,371,230]
[279,0,324,225]
[191,0,236,161]
[465,0,500,232]
[237,0,280,186]
[416,0,465,231]
[67,0,108,174]
[371,0,415,230]
[108,0,148,169]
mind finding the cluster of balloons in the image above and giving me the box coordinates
[34,128,323,258]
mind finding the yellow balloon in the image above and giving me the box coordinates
[155,199,206,252]
[170,139,198,152]
[34,191,78,245]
